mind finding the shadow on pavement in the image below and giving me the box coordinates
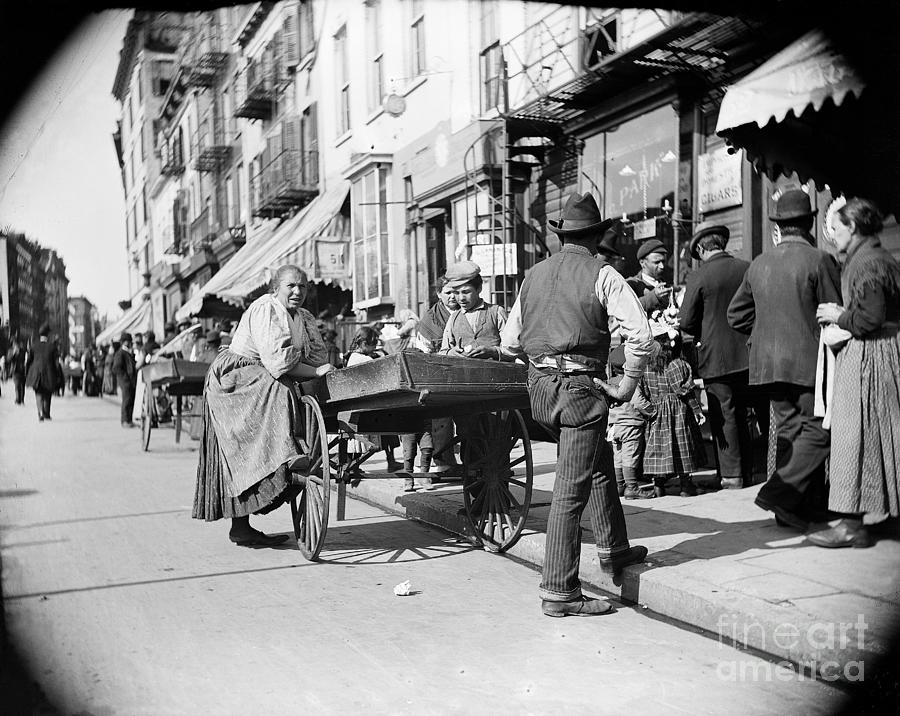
[319,519,476,566]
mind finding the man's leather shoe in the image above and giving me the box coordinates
[599,545,648,573]
[807,519,872,548]
[229,530,290,548]
[754,496,808,531]
[542,596,614,617]
[720,477,744,490]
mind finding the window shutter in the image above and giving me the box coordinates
[299,1,315,57]
[283,12,299,69]
[282,116,300,184]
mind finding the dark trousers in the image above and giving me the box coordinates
[34,389,52,418]
[528,366,629,602]
[756,383,829,515]
[705,372,768,481]
[13,374,25,404]
[119,378,136,424]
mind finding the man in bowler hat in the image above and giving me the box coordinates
[679,222,764,489]
[112,332,138,428]
[627,239,672,315]
[500,192,654,617]
[727,189,841,528]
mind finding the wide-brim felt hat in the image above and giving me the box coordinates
[689,222,730,260]
[770,189,817,222]
[549,192,613,236]
[636,239,668,261]
[597,227,623,258]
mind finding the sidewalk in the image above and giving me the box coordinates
[341,441,900,682]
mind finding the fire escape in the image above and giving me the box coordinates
[183,18,229,89]
[251,116,318,219]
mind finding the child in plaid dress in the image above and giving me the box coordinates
[640,329,706,497]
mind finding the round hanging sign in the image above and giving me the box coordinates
[384,94,407,117]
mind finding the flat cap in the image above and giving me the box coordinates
[445,260,482,288]
[636,239,668,261]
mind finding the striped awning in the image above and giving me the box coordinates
[95,299,154,346]
[175,179,350,321]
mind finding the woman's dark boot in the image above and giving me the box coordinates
[652,476,667,498]
[679,474,697,497]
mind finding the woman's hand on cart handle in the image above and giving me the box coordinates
[593,375,638,402]
[315,363,334,377]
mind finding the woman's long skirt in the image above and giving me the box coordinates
[828,327,900,517]
[192,350,301,521]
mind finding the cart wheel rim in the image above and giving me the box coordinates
[293,396,331,560]
[461,409,533,552]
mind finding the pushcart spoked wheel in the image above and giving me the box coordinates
[461,408,533,552]
[140,385,153,452]
[290,396,332,560]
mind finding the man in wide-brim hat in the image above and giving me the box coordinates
[680,221,764,490]
[727,188,842,529]
[498,191,654,617]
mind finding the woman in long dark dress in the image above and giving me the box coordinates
[811,198,900,548]
[192,265,334,547]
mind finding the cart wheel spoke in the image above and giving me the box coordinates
[461,409,533,553]
[293,397,331,561]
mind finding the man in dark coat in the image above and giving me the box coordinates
[112,332,137,428]
[8,339,28,405]
[24,323,61,421]
[627,239,673,315]
[727,189,841,529]
[680,223,765,490]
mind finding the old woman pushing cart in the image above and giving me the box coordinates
[192,265,334,547]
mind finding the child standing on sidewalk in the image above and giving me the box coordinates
[641,325,707,497]
[607,351,656,499]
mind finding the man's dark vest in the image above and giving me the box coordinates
[447,304,502,349]
[519,244,610,371]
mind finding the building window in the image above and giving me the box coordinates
[136,66,143,103]
[352,165,391,303]
[126,208,133,246]
[480,43,503,113]
[479,2,502,113]
[409,0,425,78]
[366,0,384,113]
[299,0,315,58]
[140,124,146,162]
[334,25,350,136]
[142,187,148,225]
[128,96,134,131]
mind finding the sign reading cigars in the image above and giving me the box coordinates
[698,147,743,214]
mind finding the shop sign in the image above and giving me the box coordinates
[470,244,517,276]
[633,218,656,240]
[316,240,349,279]
[698,147,743,213]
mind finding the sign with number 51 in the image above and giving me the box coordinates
[316,240,349,279]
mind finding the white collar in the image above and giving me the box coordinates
[641,273,661,288]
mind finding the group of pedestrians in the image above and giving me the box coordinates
[183,186,898,619]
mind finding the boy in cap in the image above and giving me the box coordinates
[439,261,507,358]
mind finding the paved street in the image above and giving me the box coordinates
[1,389,846,715]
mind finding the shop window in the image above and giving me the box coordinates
[352,166,391,304]
[581,105,678,260]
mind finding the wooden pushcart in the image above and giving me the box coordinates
[139,358,210,451]
[292,352,537,561]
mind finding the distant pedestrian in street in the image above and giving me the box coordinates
[728,188,842,531]
[82,346,99,397]
[679,222,767,490]
[192,265,334,548]
[8,339,27,405]
[640,326,707,497]
[501,192,654,617]
[67,351,84,395]
[24,323,61,422]
[112,333,137,428]
[809,198,900,548]
[627,239,673,316]
[102,343,118,395]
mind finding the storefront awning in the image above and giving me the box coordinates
[716,28,900,217]
[716,29,865,132]
[175,180,350,321]
[95,299,154,346]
